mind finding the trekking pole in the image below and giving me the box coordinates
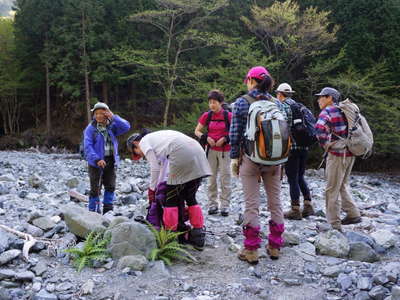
[96,168,103,213]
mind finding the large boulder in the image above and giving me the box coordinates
[315,230,350,258]
[32,217,56,231]
[370,230,397,249]
[0,230,13,253]
[348,242,380,263]
[106,222,156,259]
[62,205,109,238]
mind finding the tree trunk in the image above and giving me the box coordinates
[162,96,171,127]
[45,61,51,137]
[82,7,91,124]
[102,81,108,103]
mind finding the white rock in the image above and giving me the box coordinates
[0,174,16,182]
[371,230,397,249]
[81,279,94,295]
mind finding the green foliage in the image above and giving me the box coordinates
[242,0,338,80]
[65,230,111,272]
[329,62,400,154]
[147,224,197,266]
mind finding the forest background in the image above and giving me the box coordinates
[0,0,399,171]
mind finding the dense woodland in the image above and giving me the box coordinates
[0,0,399,169]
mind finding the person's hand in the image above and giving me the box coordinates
[104,110,114,121]
[97,160,106,168]
[207,137,216,147]
[215,137,226,147]
[230,158,239,176]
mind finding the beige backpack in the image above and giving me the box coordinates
[332,98,374,158]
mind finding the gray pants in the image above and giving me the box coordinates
[207,149,231,209]
[325,153,360,227]
[240,156,284,227]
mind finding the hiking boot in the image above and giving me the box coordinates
[341,216,362,225]
[238,248,259,264]
[284,206,302,220]
[266,245,280,260]
[302,200,315,218]
[220,208,229,217]
[103,204,113,215]
[208,206,219,215]
[331,224,343,233]
[188,227,205,251]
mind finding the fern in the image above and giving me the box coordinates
[65,230,111,272]
[146,223,197,265]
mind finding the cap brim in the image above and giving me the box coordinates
[315,93,327,97]
[276,90,295,94]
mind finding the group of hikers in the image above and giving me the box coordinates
[83,65,373,265]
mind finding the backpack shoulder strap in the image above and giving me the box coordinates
[223,109,230,132]
[205,111,213,131]
[243,95,257,104]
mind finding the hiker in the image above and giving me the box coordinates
[83,102,130,214]
[276,83,315,220]
[194,89,232,216]
[127,129,212,250]
[229,66,289,263]
[314,87,362,232]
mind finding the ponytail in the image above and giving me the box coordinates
[254,75,274,93]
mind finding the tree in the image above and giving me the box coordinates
[118,0,229,127]
[14,0,64,136]
[0,18,23,134]
[242,0,338,81]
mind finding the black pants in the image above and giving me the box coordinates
[164,178,202,207]
[284,149,311,206]
[88,156,116,198]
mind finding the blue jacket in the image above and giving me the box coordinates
[84,115,130,167]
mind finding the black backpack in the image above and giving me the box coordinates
[289,102,317,147]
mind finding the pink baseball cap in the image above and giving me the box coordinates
[244,66,271,83]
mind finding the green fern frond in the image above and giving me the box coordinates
[65,230,111,272]
[147,223,197,265]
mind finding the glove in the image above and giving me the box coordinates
[199,133,208,148]
[148,188,156,204]
[230,158,239,176]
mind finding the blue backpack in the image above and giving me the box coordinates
[289,102,317,147]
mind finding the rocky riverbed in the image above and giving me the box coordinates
[0,150,399,300]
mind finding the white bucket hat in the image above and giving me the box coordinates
[91,102,110,113]
[276,83,295,94]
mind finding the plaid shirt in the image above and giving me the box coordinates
[229,89,288,159]
[97,123,113,157]
[315,105,352,156]
[283,98,308,151]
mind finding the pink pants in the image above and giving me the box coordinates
[240,156,284,227]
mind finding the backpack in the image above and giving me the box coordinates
[243,95,291,165]
[204,109,230,133]
[199,109,231,149]
[80,130,98,160]
[288,101,318,147]
[331,98,373,158]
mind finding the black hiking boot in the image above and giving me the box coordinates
[189,227,206,251]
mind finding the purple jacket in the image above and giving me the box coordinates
[84,115,130,167]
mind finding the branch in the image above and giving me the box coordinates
[0,224,62,261]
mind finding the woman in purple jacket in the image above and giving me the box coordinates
[83,102,130,214]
